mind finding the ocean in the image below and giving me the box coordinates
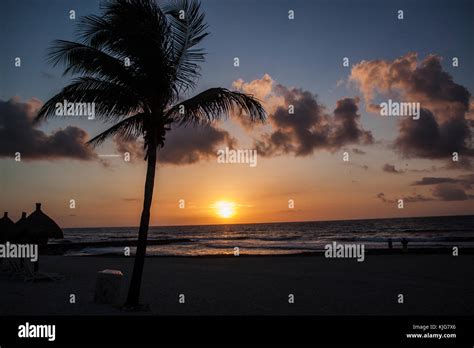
[56,215,474,256]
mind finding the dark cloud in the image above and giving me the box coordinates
[352,148,366,155]
[412,177,459,185]
[376,192,392,203]
[402,194,433,203]
[158,125,236,165]
[432,184,472,201]
[459,174,474,189]
[376,192,433,203]
[442,157,473,170]
[382,163,403,174]
[408,165,438,173]
[0,98,95,160]
[254,86,373,157]
[332,97,374,146]
[378,173,474,203]
[412,174,474,189]
[409,55,470,108]
[351,53,473,161]
[394,108,473,159]
[114,124,236,165]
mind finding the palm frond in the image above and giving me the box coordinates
[79,0,170,54]
[36,77,143,122]
[77,0,176,104]
[165,88,267,126]
[88,113,145,147]
[48,40,135,88]
[164,0,209,93]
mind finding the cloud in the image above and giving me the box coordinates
[378,174,474,204]
[442,157,473,170]
[377,188,472,203]
[158,125,236,165]
[114,124,236,165]
[376,192,391,203]
[412,174,474,188]
[407,165,438,173]
[382,163,403,174]
[376,192,433,203]
[412,177,459,186]
[232,73,274,101]
[458,174,474,189]
[352,148,366,155]
[234,75,373,157]
[114,134,144,161]
[0,97,96,160]
[403,194,434,203]
[350,53,473,161]
[393,108,472,159]
[432,184,473,201]
[332,97,374,146]
[232,74,284,131]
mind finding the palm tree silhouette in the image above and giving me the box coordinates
[36,0,266,307]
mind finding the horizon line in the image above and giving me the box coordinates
[63,213,474,230]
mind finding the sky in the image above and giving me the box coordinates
[1,0,473,227]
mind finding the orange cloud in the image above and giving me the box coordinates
[233,75,373,157]
[350,53,473,161]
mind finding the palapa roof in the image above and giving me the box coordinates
[24,203,64,240]
[0,212,14,242]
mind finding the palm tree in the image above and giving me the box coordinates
[36,0,266,307]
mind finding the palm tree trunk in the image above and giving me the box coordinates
[125,142,157,307]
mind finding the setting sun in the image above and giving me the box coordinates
[214,201,236,219]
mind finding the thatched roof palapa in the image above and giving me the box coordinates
[0,212,15,243]
[24,203,64,244]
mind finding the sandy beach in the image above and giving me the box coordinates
[1,253,473,316]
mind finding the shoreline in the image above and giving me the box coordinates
[43,238,193,255]
[76,247,474,258]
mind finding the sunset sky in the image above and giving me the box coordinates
[1,0,473,227]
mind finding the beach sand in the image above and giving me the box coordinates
[0,253,473,316]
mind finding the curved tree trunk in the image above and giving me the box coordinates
[125,142,158,307]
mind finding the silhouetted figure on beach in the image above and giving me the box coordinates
[388,238,393,250]
[401,238,408,252]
